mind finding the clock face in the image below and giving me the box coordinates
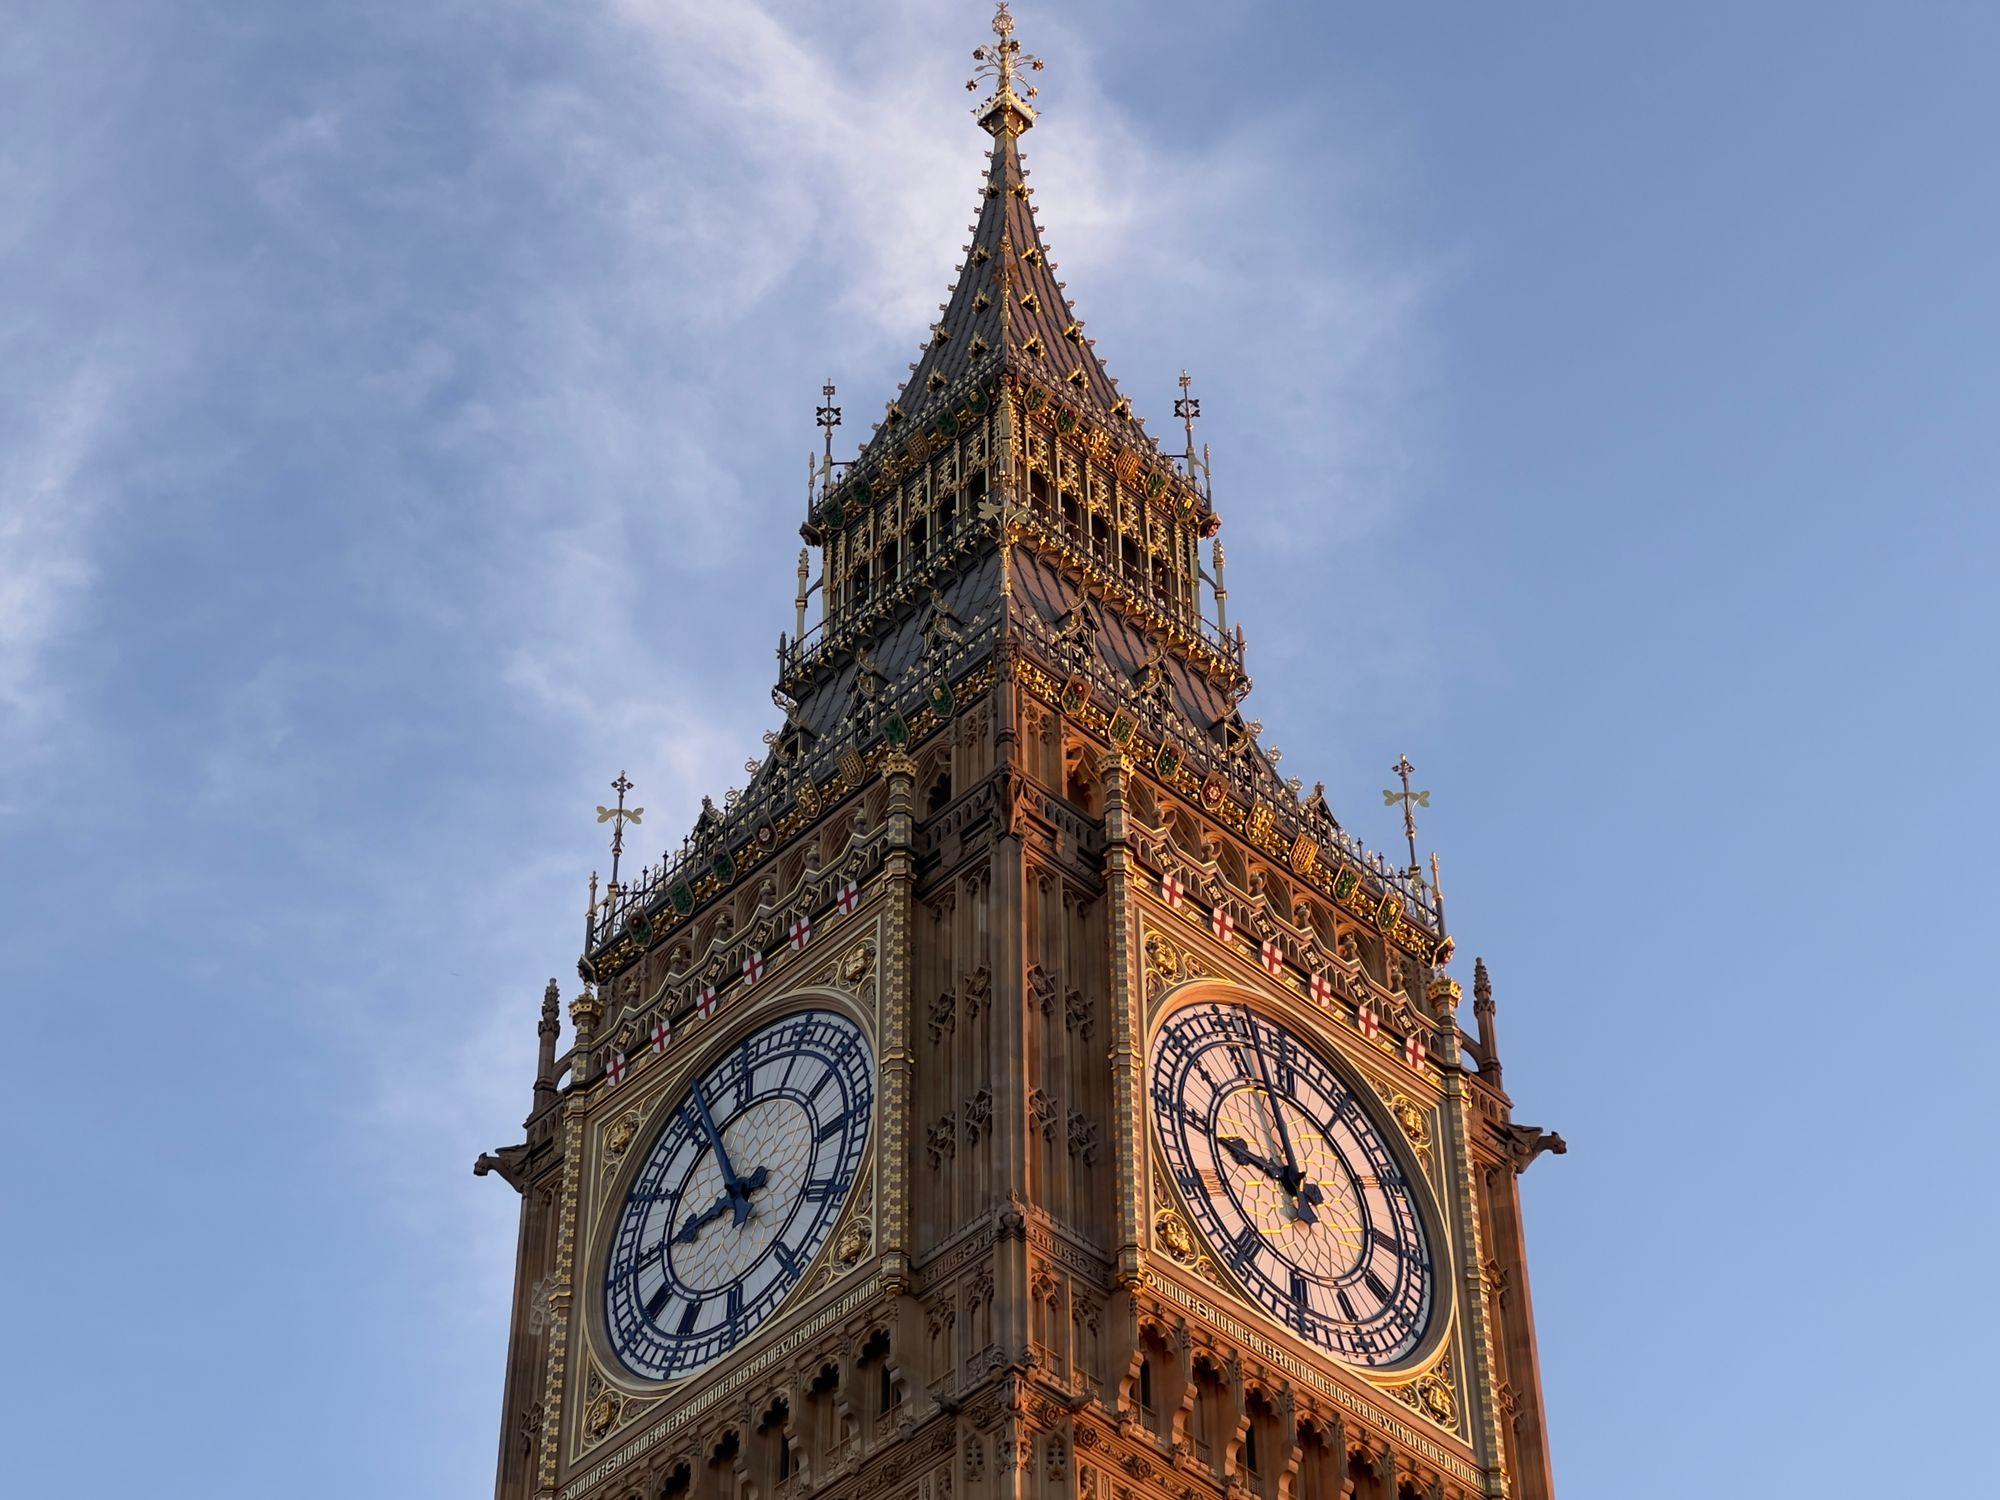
[604,1009,873,1383]
[1150,1001,1435,1367]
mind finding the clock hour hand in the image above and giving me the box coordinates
[673,1164,772,1242]
[1218,1134,1288,1182]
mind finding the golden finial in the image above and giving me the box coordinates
[968,2,1044,134]
[1382,755,1429,883]
[596,770,643,892]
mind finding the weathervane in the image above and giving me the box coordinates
[967,2,1043,115]
[1382,754,1429,882]
[596,770,644,893]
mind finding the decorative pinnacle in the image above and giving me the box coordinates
[968,2,1043,133]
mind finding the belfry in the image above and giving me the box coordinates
[483,8,1564,1497]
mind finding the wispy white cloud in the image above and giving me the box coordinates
[0,360,119,743]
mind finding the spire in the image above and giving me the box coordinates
[864,2,1136,455]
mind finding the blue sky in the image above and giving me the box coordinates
[4,2,1994,1494]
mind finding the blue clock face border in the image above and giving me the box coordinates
[602,1007,874,1384]
[1149,997,1440,1369]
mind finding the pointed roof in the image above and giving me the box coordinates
[862,37,1140,455]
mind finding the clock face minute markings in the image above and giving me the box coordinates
[604,1010,873,1383]
[1150,1002,1436,1369]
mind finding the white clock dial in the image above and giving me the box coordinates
[603,1010,872,1383]
[1151,1001,1436,1367]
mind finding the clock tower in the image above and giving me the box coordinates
[481,8,1565,1498]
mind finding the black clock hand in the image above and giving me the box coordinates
[1218,1134,1288,1183]
[1240,1007,1320,1225]
[673,1164,772,1243]
[687,1085,752,1200]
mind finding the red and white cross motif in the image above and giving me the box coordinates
[606,1052,629,1087]
[1404,1030,1428,1070]
[1259,937,1284,976]
[1355,1002,1380,1040]
[1210,907,1235,943]
[699,984,719,1018]
[1309,971,1335,1007]
[650,1016,672,1054]
[1161,872,1185,909]
[790,914,812,952]
[837,880,860,916]
[743,950,767,986]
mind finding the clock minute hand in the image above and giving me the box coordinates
[1241,1007,1320,1225]
[687,1086,750,1197]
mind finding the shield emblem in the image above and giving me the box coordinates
[1377,891,1401,927]
[796,780,821,816]
[628,913,653,946]
[1201,773,1226,810]
[967,386,990,414]
[1108,709,1136,744]
[1332,866,1360,903]
[669,882,695,916]
[712,851,737,885]
[1155,743,1180,779]
[929,680,955,716]
[882,712,909,747]
[1060,674,1089,714]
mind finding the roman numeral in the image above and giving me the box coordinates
[645,1281,672,1320]
[1362,1267,1392,1302]
[678,1299,701,1335]
[1230,1224,1263,1267]
[817,1112,850,1143]
[803,1176,847,1201]
[1291,1271,1311,1331]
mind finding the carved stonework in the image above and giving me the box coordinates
[1142,929,1203,999]
[964,1088,992,1145]
[1030,1088,1058,1140]
[604,1109,641,1159]
[927,1115,958,1168]
[1067,1112,1102,1165]
[1064,984,1094,1039]
[1388,1355,1460,1431]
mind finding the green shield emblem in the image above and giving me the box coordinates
[1332,866,1360,902]
[929,680,955,716]
[670,882,695,916]
[1155,744,1180,778]
[1109,710,1136,744]
[712,851,737,885]
[882,712,909,747]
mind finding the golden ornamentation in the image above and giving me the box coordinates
[834,1215,872,1267]
[1388,1357,1459,1430]
[842,941,876,985]
[1153,1209,1195,1263]
[605,1110,641,1158]
[586,1392,620,1438]
[1385,1092,1431,1152]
